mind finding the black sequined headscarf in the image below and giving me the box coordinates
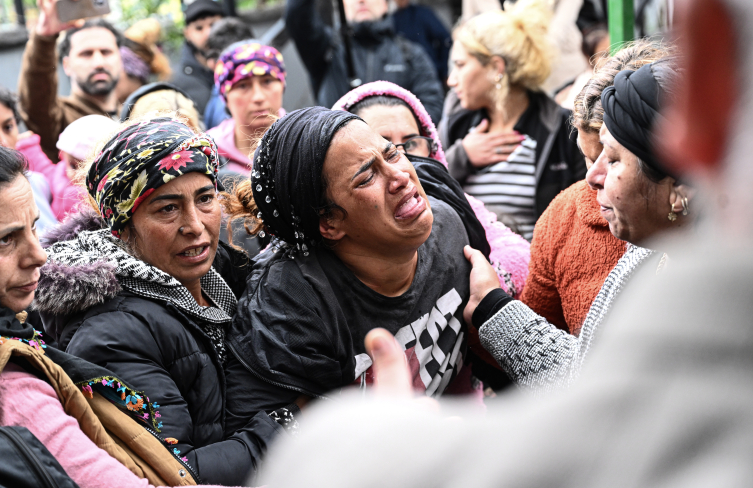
[251,107,361,254]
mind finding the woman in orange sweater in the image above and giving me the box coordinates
[520,40,672,335]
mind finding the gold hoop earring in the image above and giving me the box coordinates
[681,196,689,216]
[668,202,677,222]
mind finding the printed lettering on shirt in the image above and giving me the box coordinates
[354,288,465,397]
[384,64,406,72]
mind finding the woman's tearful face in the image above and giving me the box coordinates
[320,120,433,254]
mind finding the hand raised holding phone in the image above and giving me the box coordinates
[36,0,110,37]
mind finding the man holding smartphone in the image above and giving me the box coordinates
[17,0,123,161]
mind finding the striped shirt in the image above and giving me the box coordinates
[463,135,538,240]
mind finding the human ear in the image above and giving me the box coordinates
[490,55,506,77]
[62,56,72,78]
[669,182,696,217]
[319,217,346,242]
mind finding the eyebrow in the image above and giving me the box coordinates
[1,116,13,126]
[350,142,393,182]
[148,184,215,204]
[402,133,420,141]
[0,214,39,236]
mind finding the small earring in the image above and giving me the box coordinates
[681,196,689,216]
[495,73,503,90]
[668,202,677,222]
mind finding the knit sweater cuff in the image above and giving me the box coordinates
[472,288,513,330]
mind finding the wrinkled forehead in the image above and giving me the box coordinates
[325,121,389,172]
[0,176,37,224]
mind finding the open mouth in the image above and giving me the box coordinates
[395,191,426,220]
[179,246,207,258]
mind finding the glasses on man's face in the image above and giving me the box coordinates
[394,136,435,158]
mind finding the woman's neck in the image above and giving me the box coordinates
[334,246,419,297]
[234,123,257,160]
[487,85,530,133]
[184,280,209,307]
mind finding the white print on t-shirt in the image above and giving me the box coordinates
[353,288,465,397]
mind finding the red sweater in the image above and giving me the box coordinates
[520,180,626,336]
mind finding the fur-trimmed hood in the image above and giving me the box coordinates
[34,209,120,320]
[34,209,237,349]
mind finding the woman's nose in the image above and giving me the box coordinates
[21,234,47,269]
[180,205,206,236]
[387,159,412,194]
[586,151,607,190]
[447,69,457,88]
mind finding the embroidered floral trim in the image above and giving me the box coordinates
[77,376,163,432]
[0,329,47,354]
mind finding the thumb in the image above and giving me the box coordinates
[365,328,412,398]
[476,118,489,133]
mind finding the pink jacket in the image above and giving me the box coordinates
[207,109,288,177]
[207,118,253,176]
[16,133,86,221]
[0,364,230,488]
[332,81,530,297]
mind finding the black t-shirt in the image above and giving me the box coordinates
[227,197,472,399]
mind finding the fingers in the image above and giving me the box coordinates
[365,328,412,398]
[464,245,487,267]
[475,118,489,133]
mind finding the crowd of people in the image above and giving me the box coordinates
[1,0,751,486]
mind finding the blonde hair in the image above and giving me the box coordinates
[453,0,553,107]
[129,90,202,132]
[573,39,675,134]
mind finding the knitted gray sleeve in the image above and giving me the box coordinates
[479,245,655,392]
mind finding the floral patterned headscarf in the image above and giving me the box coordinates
[214,40,286,102]
[86,117,220,239]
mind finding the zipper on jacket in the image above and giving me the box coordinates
[227,342,329,401]
[0,427,59,488]
[140,423,202,484]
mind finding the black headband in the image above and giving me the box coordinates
[252,107,361,253]
[601,63,671,178]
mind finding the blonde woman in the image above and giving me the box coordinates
[439,1,583,240]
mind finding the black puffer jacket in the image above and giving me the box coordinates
[285,0,445,123]
[34,211,280,486]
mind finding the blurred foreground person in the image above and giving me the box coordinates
[261,0,753,486]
